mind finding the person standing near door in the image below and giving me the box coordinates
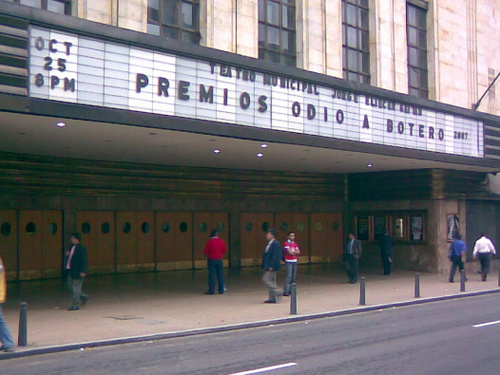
[283,231,300,296]
[344,232,362,284]
[66,232,88,311]
[473,233,497,281]
[262,229,282,303]
[0,256,15,352]
[203,229,227,295]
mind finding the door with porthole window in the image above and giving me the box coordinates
[0,210,18,281]
[193,212,229,269]
[240,213,274,266]
[310,213,344,263]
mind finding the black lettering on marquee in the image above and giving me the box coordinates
[258,95,268,113]
[35,36,44,51]
[178,80,190,100]
[387,119,393,132]
[398,121,404,134]
[409,123,415,136]
[419,125,425,138]
[336,109,344,124]
[49,39,58,53]
[199,84,214,103]
[64,77,75,92]
[136,73,149,93]
[50,75,60,89]
[292,102,300,117]
[223,88,228,106]
[429,126,434,139]
[158,77,169,97]
[240,92,250,109]
[307,104,316,120]
[44,57,52,71]
[324,107,328,122]
[363,114,370,129]
[438,129,444,141]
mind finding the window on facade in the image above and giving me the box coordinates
[407,2,428,98]
[258,0,296,67]
[4,0,71,15]
[342,0,370,84]
[354,212,425,242]
[147,0,200,44]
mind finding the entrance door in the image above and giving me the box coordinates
[42,210,63,278]
[116,211,138,273]
[19,210,43,280]
[0,210,18,281]
[137,211,155,271]
[174,212,193,270]
[310,213,344,262]
[240,213,274,266]
[193,212,230,269]
[155,212,176,271]
[95,211,116,274]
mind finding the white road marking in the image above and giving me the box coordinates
[226,362,298,375]
[473,320,500,328]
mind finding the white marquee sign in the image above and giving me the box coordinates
[28,26,484,158]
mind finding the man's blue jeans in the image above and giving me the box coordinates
[207,259,224,294]
[283,262,297,295]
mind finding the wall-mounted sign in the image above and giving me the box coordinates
[28,26,484,158]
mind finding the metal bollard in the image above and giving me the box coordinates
[359,277,366,305]
[290,283,297,315]
[414,273,420,298]
[460,270,466,292]
[18,302,28,347]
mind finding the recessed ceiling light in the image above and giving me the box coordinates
[213,149,221,154]
[367,163,373,168]
[257,153,264,158]
[261,144,268,148]
[56,121,66,127]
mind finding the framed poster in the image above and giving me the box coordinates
[357,216,369,241]
[410,215,423,241]
[447,214,459,241]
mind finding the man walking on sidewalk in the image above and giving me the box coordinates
[203,229,227,295]
[448,234,467,283]
[66,232,88,311]
[473,233,496,281]
[0,256,15,352]
[262,229,282,303]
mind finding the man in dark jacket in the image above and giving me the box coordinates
[261,229,282,303]
[65,232,88,311]
[344,232,362,284]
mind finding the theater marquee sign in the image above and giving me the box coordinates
[28,27,484,158]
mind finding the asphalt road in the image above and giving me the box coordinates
[2,294,499,375]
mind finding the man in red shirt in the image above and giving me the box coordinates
[283,231,300,296]
[203,229,227,295]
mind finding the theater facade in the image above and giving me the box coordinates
[0,1,498,281]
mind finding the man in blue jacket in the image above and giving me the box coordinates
[261,229,282,304]
[65,232,89,311]
[449,234,467,283]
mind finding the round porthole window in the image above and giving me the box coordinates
[314,222,323,232]
[179,222,188,233]
[280,222,289,232]
[162,222,171,234]
[123,222,132,234]
[296,222,305,232]
[332,222,340,231]
[49,222,58,235]
[26,222,36,235]
[81,222,91,234]
[262,222,270,232]
[199,222,208,233]
[1,222,11,236]
[101,222,111,234]
[245,222,253,232]
[141,222,150,234]
[217,222,225,233]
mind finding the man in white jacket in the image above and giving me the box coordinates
[473,233,497,281]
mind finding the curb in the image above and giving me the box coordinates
[2,288,499,360]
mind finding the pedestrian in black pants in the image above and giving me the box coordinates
[344,232,362,284]
[448,234,467,283]
[378,232,394,275]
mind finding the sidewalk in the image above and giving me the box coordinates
[1,264,499,357]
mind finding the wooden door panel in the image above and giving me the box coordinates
[310,213,328,262]
[42,210,63,278]
[155,212,175,270]
[137,211,154,270]
[293,213,309,262]
[329,213,344,262]
[0,210,18,281]
[193,212,211,268]
[240,213,257,266]
[76,211,97,274]
[95,211,115,273]
[19,210,43,280]
[116,211,137,272]
[174,212,192,269]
